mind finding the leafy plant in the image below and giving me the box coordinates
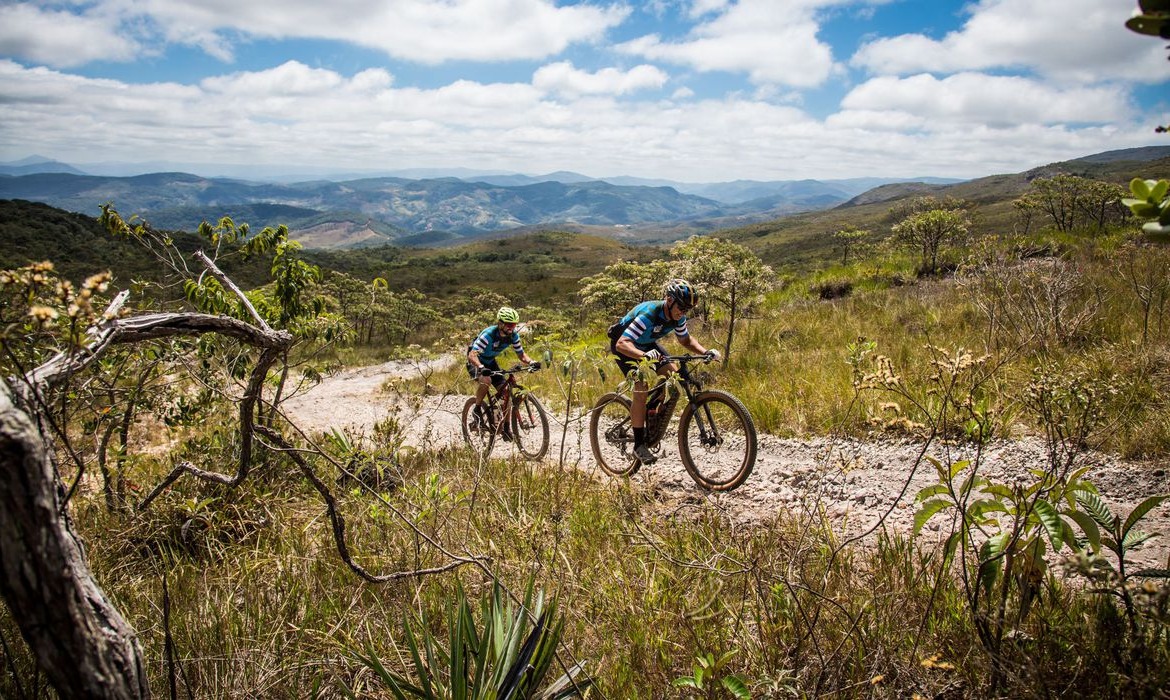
[1122,178,1170,237]
[673,651,750,699]
[345,582,590,699]
[1067,490,1170,629]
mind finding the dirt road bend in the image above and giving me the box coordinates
[282,358,1170,569]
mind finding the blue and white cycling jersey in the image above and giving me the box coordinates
[618,300,689,349]
[469,325,524,360]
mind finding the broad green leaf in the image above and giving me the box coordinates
[943,531,962,567]
[1123,495,1169,539]
[980,531,1010,563]
[985,484,1015,500]
[1129,202,1163,218]
[673,677,701,689]
[968,498,1009,522]
[1065,511,1101,552]
[1122,530,1157,550]
[978,558,1002,601]
[925,455,946,481]
[1151,179,1169,202]
[959,472,986,499]
[914,483,950,502]
[722,675,751,699]
[1076,491,1118,532]
[949,459,971,480]
[913,499,953,534]
[1130,177,1152,199]
[1033,499,1066,550]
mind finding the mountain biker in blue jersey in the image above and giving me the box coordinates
[610,279,720,465]
[467,306,538,436]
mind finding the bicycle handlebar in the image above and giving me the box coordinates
[660,354,717,364]
[480,363,541,377]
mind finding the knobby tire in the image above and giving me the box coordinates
[589,392,641,477]
[677,390,757,491]
[512,394,550,460]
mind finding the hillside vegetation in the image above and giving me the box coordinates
[2,156,1170,698]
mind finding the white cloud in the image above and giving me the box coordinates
[533,62,669,97]
[0,0,630,67]
[0,59,1159,183]
[841,73,1132,127]
[852,0,1169,82]
[0,3,141,68]
[617,0,845,87]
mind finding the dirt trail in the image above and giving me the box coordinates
[282,358,1170,569]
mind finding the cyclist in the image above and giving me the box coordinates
[467,306,538,437]
[609,278,721,465]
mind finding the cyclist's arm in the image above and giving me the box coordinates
[615,311,657,359]
[509,332,536,365]
[678,334,707,355]
[615,336,653,359]
[467,348,486,372]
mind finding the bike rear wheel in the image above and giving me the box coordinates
[460,397,496,455]
[589,392,641,477]
[511,394,550,460]
[677,390,757,491]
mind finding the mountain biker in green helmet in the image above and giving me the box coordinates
[609,278,720,465]
[467,306,539,435]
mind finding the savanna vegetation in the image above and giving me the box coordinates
[2,161,1170,699]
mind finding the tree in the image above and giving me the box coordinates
[832,225,870,265]
[578,259,674,318]
[884,194,971,225]
[892,207,970,275]
[1,259,292,698]
[1013,175,1126,234]
[0,213,482,697]
[670,236,775,364]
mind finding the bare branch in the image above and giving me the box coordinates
[193,249,272,331]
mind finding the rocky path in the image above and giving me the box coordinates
[282,358,1170,569]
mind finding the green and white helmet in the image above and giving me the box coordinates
[496,306,520,324]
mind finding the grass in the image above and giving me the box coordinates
[5,209,1170,696]
[10,439,1158,698]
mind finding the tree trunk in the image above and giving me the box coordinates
[0,382,150,699]
[723,285,737,366]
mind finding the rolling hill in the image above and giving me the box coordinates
[2,146,1168,252]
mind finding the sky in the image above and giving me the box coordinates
[0,0,1168,183]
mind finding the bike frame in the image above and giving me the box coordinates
[625,354,719,447]
[480,365,537,434]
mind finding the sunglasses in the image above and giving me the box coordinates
[671,299,694,313]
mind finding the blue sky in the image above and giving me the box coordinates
[0,0,1167,183]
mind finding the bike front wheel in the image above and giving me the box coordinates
[589,392,641,477]
[511,394,550,460]
[677,390,757,491]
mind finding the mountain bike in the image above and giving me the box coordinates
[461,364,549,460]
[588,354,757,491]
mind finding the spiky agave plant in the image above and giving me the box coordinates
[345,581,590,699]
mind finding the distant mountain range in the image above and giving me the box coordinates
[2,147,1168,249]
[0,158,961,248]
